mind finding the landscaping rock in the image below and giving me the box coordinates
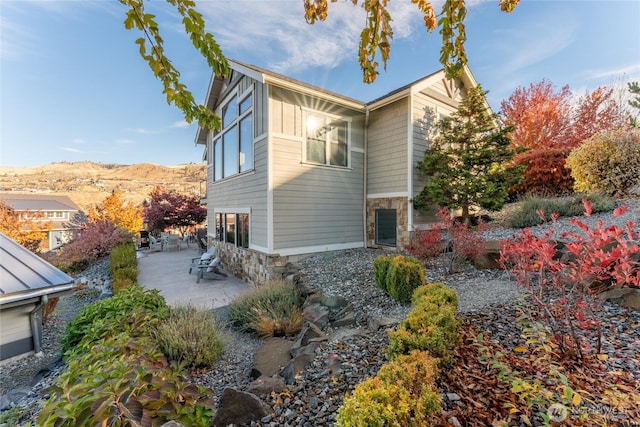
[246,376,288,396]
[473,240,502,270]
[251,337,293,379]
[279,353,315,384]
[212,388,270,427]
[331,311,355,327]
[303,303,329,328]
[367,315,401,331]
[598,288,640,310]
[321,295,349,309]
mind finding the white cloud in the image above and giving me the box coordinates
[583,63,640,82]
[116,139,135,145]
[61,147,84,153]
[492,22,576,75]
[171,120,191,129]
[71,138,86,145]
[125,127,160,135]
[199,1,425,74]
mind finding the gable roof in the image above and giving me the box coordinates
[0,193,80,212]
[195,61,483,145]
[0,232,74,305]
[196,59,366,146]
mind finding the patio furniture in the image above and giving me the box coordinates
[189,247,216,274]
[188,248,227,283]
[164,235,181,251]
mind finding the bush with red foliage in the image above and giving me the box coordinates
[508,148,574,197]
[45,219,133,273]
[407,208,486,273]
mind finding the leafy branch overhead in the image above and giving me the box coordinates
[303,0,520,82]
[119,0,228,131]
[120,0,520,129]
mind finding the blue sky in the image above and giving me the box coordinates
[1,0,639,167]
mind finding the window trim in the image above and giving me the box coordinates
[301,108,351,168]
[214,209,250,249]
[211,87,254,182]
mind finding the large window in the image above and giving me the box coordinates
[304,112,349,167]
[215,212,249,248]
[213,91,253,181]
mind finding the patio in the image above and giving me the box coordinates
[136,246,252,310]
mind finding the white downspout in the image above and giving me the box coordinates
[29,294,48,355]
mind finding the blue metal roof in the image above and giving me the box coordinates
[0,232,74,302]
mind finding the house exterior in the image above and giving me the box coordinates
[195,60,478,285]
[0,193,82,251]
[0,233,74,362]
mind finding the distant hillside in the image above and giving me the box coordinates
[0,162,206,210]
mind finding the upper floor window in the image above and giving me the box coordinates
[213,90,253,181]
[45,211,66,219]
[304,112,350,167]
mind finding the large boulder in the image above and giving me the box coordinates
[598,288,640,310]
[212,388,271,427]
[251,337,293,379]
[473,240,502,270]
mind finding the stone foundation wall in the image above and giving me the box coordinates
[208,238,298,287]
[366,197,409,250]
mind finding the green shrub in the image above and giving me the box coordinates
[112,266,138,283]
[387,305,460,360]
[227,279,302,337]
[411,281,458,308]
[507,193,614,228]
[386,256,425,303]
[112,277,134,293]
[373,255,393,292]
[109,242,137,272]
[61,284,169,356]
[154,305,225,368]
[387,283,460,361]
[336,350,441,427]
[40,332,216,427]
[567,130,640,195]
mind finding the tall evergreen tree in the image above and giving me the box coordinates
[415,86,522,223]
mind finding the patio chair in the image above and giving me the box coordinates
[164,235,181,251]
[188,247,227,282]
[189,247,216,274]
[181,234,190,249]
[195,257,228,283]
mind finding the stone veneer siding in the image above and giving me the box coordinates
[366,197,409,249]
[208,238,294,287]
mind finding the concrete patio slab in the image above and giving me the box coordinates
[136,246,252,310]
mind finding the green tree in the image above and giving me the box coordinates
[414,86,522,223]
[628,81,640,127]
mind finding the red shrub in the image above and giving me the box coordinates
[509,148,574,197]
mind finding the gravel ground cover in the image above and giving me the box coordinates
[1,201,639,426]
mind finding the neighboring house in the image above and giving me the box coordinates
[195,60,478,285]
[0,233,74,362]
[0,193,82,251]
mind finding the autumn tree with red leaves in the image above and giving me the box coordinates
[501,80,627,195]
[143,186,206,236]
[500,79,572,151]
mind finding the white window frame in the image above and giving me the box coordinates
[302,108,351,168]
[211,87,254,182]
